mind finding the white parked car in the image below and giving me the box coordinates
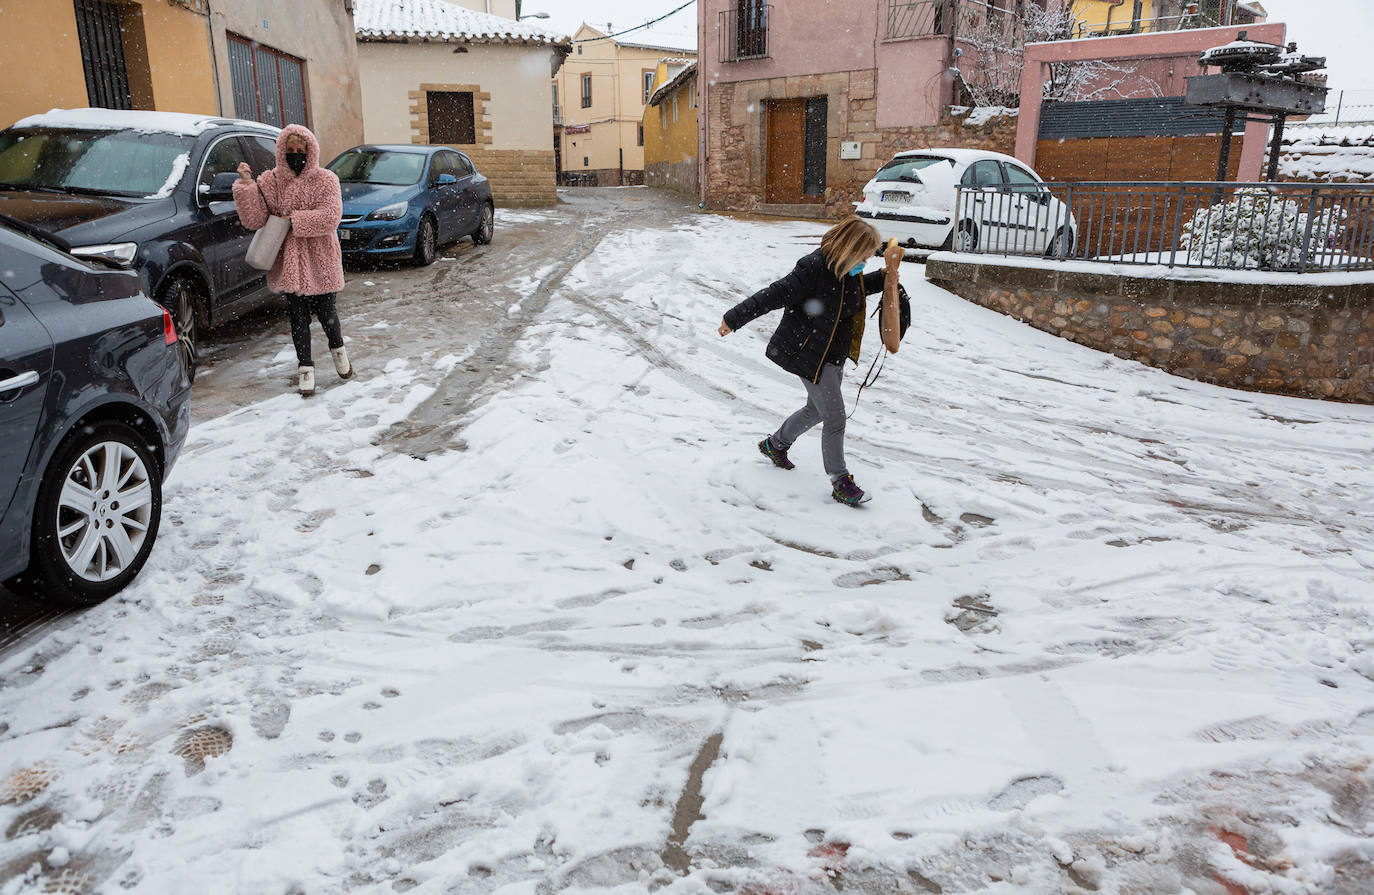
[854,149,1075,256]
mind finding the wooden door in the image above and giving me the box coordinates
[765,99,806,204]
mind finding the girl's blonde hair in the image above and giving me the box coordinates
[820,217,882,279]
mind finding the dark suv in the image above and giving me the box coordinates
[0,108,286,379]
[1,216,190,605]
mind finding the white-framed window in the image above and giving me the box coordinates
[660,105,667,129]
[643,70,655,105]
[672,96,678,123]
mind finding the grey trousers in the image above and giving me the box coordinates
[774,362,847,477]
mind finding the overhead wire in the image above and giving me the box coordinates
[571,0,697,44]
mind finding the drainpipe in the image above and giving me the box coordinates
[204,0,223,115]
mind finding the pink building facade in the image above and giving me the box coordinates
[697,0,1013,216]
[1015,23,1287,182]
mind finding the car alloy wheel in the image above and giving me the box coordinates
[1047,228,1074,258]
[474,203,494,245]
[955,224,978,253]
[165,278,199,382]
[413,215,437,266]
[15,422,163,606]
[57,440,154,583]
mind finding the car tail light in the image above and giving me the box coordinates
[162,308,179,345]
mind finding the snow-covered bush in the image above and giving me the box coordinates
[1179,188,1346,269]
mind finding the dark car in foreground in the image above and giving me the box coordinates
[1,216,190,605]
[327,145,494,266]
[0,108,286,379]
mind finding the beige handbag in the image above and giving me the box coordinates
[245,181,290,271]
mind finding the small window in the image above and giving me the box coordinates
[577,45,582,54]
[963,160,1003,188]
[244,135,278,175]
[581,73,592,108]
[583,156,589,166]
[660,105,667,129]
[637,123,644,146]
[1002,163,1040,193]
[552,83,558,107]
[643,70,655,105]
[427,91,476,144]
[689,82,696,109]
[198,136,248,193]
[429,151,455,183]
[672,97,678,123]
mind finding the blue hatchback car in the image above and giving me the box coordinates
[326,145,495,266]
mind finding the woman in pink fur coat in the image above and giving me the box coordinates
[233,124,351,396]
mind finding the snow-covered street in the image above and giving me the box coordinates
[3,188,1374,894]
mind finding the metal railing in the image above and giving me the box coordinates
[885,0,1019,42]
[718,3,771,62]
[950,181,1374,273]
[1070,11,1221,38]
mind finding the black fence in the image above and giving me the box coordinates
[950,181,1374,273]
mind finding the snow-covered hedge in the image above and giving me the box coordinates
[1180,188,1345,270]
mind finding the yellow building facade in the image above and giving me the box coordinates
[641,61,698,196]
[555,24,695,185]
[0,0,217,128]
[1068,0,1156,36]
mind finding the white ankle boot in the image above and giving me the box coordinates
[298,365,315,397]
[331,346,353,379]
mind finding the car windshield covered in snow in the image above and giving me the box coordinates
[0,127,192,198]
[874,155,954,184]
[328,150,426,186]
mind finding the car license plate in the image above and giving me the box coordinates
[880,191,911,204]
[339,230,365,247]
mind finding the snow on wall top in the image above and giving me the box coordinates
[11,108,272,137]
[354,0,568,45]
[1276,124,1374,183]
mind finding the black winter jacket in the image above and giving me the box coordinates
[723,250,886,383]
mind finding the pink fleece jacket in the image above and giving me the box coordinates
[232,124,344,296]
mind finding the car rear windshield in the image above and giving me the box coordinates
[874,156,953,184]
[0,128,192,198]
[328,151,426,186]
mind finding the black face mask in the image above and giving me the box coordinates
[285,151,308,175]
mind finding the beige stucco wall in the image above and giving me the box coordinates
[208,0,364,160]
[357,42,556,151]
[556,25,695,176]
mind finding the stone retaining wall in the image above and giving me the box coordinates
[925,257,1374,403]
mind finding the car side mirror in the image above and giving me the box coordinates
[201,171,240,203]
[436,173,458,185]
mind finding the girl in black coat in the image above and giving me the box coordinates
[719,217,902,506]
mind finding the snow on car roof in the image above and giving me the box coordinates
[354,0,569,45]
[888,147,1026,167]
[11,108,276,137]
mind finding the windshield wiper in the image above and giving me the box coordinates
[0,211,72,253]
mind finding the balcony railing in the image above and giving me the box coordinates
[885,0,1020,43]
[719,3,771,63]
[885,1,1228,43]
[1071,11,1221,39]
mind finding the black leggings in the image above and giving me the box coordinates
[286,293,343,367]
